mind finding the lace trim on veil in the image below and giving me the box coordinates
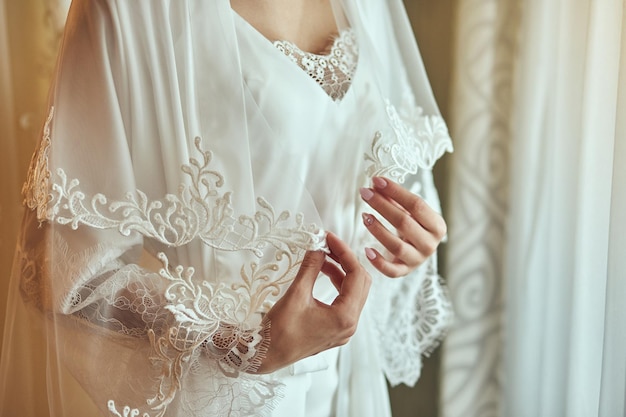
[25,111,325,255]
[21,107,325,416]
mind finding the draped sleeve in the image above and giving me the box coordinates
[353,0,454,386]
[12,1,326,416]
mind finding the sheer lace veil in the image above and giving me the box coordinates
[0,1,452,416]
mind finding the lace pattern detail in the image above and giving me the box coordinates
[107,365,283,417]
[108,402,151,417]
[19,229,296,416]
[366,93,453,183]
[23,106,55,221]
[120,251,286,416]
[19,108,328,416]
[362,121,453,385]
[383,260,452,386]
[414,272,452,357]
[204,318,272,374]
[150,247,301,396]
[23,112,326,256]
[17,242,46,311]
[367,255,453,387]
[273,29,358,101]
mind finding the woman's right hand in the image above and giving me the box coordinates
[256,233,371,374]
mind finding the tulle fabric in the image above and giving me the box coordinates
[0,1,452,416]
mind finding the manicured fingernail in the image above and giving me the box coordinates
[360,187,374,201]
[362,213,375,226]
[372,177,387,189]
[365,247,377,260]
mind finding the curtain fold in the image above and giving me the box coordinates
[600,19,626,411]
[443,0,626,416]
[441,0,518,415]
[599,4,626,415]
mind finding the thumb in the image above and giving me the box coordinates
[290,250,325,295]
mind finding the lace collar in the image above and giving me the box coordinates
[273,29,358,101]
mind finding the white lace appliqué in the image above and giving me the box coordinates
[362,97,453,384]
[381,261,453,386]
[366,94,453,183]
[24,229,286,417]
[107,402,150,417]
[140,253,283,416]
[25,109,325,255]
[23,106,55,221]
[274,29,357,101]
[21,108,327,416]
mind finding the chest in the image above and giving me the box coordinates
[234,14,384,176]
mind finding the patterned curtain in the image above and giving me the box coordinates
[442,1,626,416]
[440,1,519,415]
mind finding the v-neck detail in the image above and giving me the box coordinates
[232,11,359,103]
[272,29,357,102]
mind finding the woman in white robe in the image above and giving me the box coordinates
[0,0,453,416]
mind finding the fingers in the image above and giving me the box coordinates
[258,234,371,373]
[361,177,447,239]
[290,234,369,300]
[361,212,426,263]
[326,233,371,313]
[326,232,361,273]
[365,245,423,278]
[359,177,447,277]
[290,250,326,296]
[361,210,438,260]
[321,260,344,292]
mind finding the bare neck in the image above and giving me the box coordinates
[230,0,340,54]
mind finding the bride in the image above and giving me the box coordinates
[0,0,453,416]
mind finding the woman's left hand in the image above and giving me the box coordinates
[359,177,447,278]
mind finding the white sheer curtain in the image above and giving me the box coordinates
[443,1,626,416]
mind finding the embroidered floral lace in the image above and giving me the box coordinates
[17,87,453,414]
[20,109,327,416]
[273,29,357,101]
